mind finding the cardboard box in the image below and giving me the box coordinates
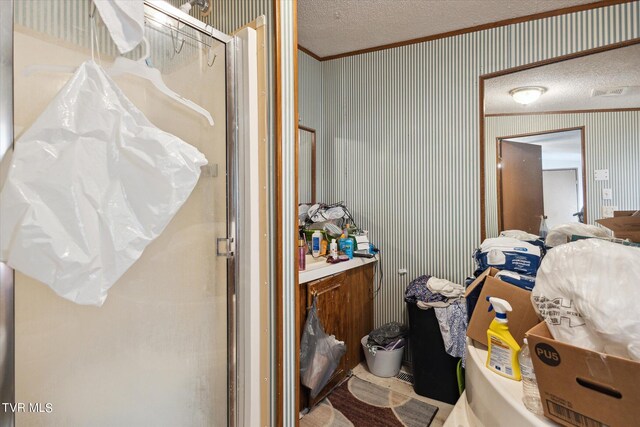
[596,210,640,243]
[465,268,540,347]
[526,322,640,427]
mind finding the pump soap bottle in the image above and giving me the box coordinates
[486,296,521,380]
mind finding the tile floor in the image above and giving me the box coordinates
[301,363,455,427]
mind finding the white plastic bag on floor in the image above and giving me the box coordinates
[0,61,207,306]
[532,239,640,360]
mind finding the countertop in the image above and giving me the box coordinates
[299,254,378,284]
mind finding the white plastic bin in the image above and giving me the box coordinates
[361,335,404,378]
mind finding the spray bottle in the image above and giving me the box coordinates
[486,296,521,380]
[539,215,549,239]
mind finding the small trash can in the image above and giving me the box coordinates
[407,302,460,404]
[361,335,404,378]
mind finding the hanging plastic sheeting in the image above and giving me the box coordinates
[0,60,208,306]
[94,0,145,54]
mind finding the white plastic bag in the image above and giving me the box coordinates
[94,0,144,54]
[532,239,640,360]
[545,223,609,247]
[300,296,346,398]
[0,60,207,306]
[500,229,540,241]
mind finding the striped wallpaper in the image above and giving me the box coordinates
[485,111,640,238]
[298,50,322,148]
[298,51,322,129]
[310,1,640,336]
[298,128,313,203]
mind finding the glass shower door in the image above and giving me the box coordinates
[8,1,233,425]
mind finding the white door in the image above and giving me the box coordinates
[543,169,579,229]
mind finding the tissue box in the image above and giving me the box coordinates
[526,322,640,427]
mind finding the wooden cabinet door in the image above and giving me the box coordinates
[346,263,374,369]
[306,272,348,406]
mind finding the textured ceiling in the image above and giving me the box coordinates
[298,0,600,58]
[485,43,640,114]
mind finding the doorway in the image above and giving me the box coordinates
[497,128,586,234]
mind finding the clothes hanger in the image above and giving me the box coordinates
[105,37,214,126]
[22,1,214,127]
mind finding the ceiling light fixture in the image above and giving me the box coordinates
[509,86,547,105]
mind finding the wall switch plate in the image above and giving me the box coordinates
[602,188,613,200]
[602,205,617,218]
[594,169,609,181]
[398,268,407,275]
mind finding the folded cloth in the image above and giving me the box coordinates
[417,300,451,309]
[427,277,465,298]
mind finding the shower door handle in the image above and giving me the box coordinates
[216,237,234,258]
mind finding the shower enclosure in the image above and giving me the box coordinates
[0,1,246,425]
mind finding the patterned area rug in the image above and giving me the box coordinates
[301,376,438,427]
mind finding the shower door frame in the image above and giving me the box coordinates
[0,1,240,426]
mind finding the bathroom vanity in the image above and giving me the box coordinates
[298,256,377,409]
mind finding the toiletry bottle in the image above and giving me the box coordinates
[338,234,353,259]
[338,234,347,252]
[330,239,338,259]
[320,239,328,256]
[311,230,322,258]
[344,238,354,259]
[298,239,306,271]
[486,296,521,380]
